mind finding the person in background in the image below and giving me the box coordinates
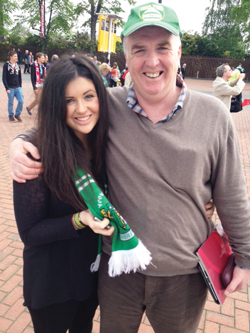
[2,50,23,122]
[120,66,129,86]
[17,48,22,66]
[23,50,30,74]
[99,63,110,88]
[181,63,186,79]
[26,52,46,116]
[43,53,49,69]
[46,54,59,71]
[212,63,245,110]
[236,62,246,74]
[104,59,111,85]
[93,56,98,65]
[109,62,119,87]
[29,51,34,66]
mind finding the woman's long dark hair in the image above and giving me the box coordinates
[36,55,109,210]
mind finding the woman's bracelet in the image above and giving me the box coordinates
[71,213,86,230]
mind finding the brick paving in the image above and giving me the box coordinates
[0,67,250,332]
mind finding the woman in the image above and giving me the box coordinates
[99,62,110,88]
[109,62,119,87]
[13,55,113,333]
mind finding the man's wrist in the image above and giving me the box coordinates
[13,134,30,142]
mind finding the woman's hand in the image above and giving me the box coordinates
[79,210,114,236]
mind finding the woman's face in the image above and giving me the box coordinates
[101,68,109,76]
[65,77,99,145]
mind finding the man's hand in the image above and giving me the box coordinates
[239,73,245,81]
[205,200,214,220]
[224,266,250,296]
[6,90,10,94]
[9,139,43,183]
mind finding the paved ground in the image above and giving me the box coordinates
[1,67,250,332]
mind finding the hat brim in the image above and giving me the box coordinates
[122,21,181,37]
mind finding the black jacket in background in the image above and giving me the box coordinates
[2,62,22,90]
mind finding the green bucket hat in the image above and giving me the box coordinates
[121,2,182,37]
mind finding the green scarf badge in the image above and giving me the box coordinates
[74,169,152,277]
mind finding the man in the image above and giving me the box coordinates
[181,63,186,79]
[46,54,59,71]
[17,48,22,66]
[93,55,98,65]
[26,52,46,116]
[2,50,23,122]
[212,63,245,110]
[43,53,49,69]
[9,3,250,333]
[23,50,30,74]
[236,62,246,74]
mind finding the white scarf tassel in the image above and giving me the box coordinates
[108,240,152,277]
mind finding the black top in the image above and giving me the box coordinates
[13,175,98,309]
[2,62,22,90]
[30,62,46,90]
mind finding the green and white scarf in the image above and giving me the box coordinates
[74,169,152,277]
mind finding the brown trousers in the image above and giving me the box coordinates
[98,253,207,333]
[27,87,43,111]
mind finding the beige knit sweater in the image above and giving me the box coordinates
[103,86,250,276]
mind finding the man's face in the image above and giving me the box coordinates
[223,65,232,81]
[10,53,18,63]
[124,27,181,102]
[38,55,45,64]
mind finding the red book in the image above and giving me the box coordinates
[196,224,233,304]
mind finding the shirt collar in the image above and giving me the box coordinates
[127,74,187,124]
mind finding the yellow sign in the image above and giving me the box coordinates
[98,15,117,53]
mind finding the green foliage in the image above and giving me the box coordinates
[0,0,19,37]
[231,0,250,43]
[181,32,200,56]
[201,0,246,58]
[12,0,77,52]
[46,31,92,50]
[115,41,123,53]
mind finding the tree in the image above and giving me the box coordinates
[75,0,136,54]
[0,0,19,37]
[202,0,246,58]
[181,32,200,56]
[14,0,77,53]
[231,0,250,43]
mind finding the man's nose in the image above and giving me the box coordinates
[145,51,160,67]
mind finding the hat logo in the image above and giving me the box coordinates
[139,5,164,22]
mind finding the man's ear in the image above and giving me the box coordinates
[178,45,182,61]
[124,53,128,69]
